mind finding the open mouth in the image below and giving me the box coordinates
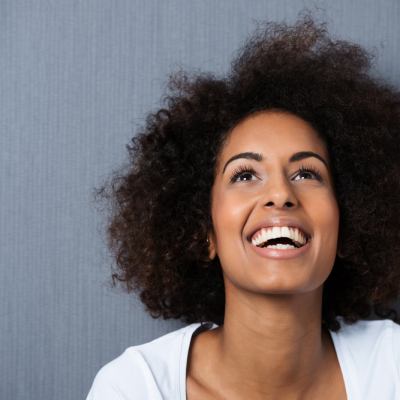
[256,235,310,249]
[248,233,312,259]
[249,226,312,250]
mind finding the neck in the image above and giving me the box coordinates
[213,284,331,398]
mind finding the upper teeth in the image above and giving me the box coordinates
[251,226,308,247]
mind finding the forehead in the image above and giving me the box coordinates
[218,111,328,166]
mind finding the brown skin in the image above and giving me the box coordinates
[187,111,345,399]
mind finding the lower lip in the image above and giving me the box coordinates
[249,239,311,259]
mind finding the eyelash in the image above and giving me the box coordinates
[229,163,323,183]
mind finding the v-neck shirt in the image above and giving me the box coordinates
[86,316,400,399]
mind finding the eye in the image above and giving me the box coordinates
[229,165,258,183]
[294,164,323,181]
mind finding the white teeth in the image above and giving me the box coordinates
[251,226,307,248]
[281,227,290,239]
[267,243,296,249]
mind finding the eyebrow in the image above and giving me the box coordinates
[222,151,329,174]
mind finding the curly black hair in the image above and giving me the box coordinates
[94,13,400,332]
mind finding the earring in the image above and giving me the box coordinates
[206,236,216,262]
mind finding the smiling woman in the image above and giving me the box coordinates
[87,13,400,400]
[207,111,340,302]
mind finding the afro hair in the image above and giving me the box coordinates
[95,13,400,332]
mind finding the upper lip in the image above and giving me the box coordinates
[246,216,312,243]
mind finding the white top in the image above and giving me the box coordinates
[86,316,400,400]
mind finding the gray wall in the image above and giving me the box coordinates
[1,1,399,399]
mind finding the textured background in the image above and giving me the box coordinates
[1,1,399,399]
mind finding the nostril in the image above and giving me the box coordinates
[264,201,296,208]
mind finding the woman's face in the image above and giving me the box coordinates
[208,111,339,294]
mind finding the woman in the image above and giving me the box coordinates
[87,14,400,400]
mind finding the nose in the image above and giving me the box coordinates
[262,173,298,209]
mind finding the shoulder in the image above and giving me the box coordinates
[391,319,400,378]
[333,316,399,345]
[86,346,149,399]
[86,323,203,400]
[332,317,400,380]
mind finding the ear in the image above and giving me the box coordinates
[207,230,217,260]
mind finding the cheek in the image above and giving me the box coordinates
[211,188,252,245]
[312,193,340,261]
[303,187,339,228]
